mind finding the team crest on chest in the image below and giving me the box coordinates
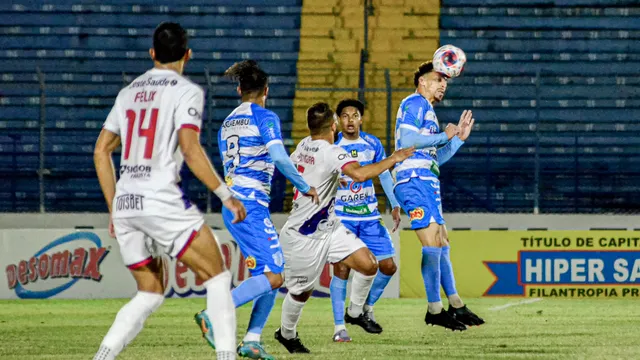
[351,149,358,158]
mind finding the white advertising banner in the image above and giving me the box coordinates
[1,228,400,300]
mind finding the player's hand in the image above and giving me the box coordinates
[108,215,115,238]
[457,110,475,141]
[304,187,320,205]
[223,197,247,224]
[339,178,349,188]
[391,147,415,163]
[391,206,402,233]
[444,123,460,140]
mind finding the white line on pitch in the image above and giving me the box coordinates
[489,298,543,311]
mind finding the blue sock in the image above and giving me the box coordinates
[440,246,458,296]
[365,271,393,307]
[246,289,277,336]
[232,274,272,308]
[330,276,348,325]
[421,246,442,303]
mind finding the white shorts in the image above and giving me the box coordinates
[281,222,366,295]
[112,206,205,269]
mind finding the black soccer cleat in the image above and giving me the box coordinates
[345,311,383,334]
[425,310,467,331]
[448,305,485,326]
[275,328,311,354]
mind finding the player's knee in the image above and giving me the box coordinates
[379,259,397,276]
[361,258,379,277]
[266,272,284,289]
[291,290,312,303]
[333,262,350,280]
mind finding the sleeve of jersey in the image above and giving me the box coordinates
[436,136,464,166]
[174,85,204,133]
[329,146,358,173]
[268,143,311,194]
[102,99,121,135]
[258,111,284,149]
[397,98,449,149]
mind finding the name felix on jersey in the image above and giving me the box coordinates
[134,91,156,103]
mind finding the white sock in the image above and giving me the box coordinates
[334,324,346,334]
[204,271,236,354]
[364,304,373,313]
[347,272,375,318]
[243,332,261,343]
[280,293,305,340]
[94,291,164,359]
[448,294,464,308]
[428,301,444,314]
[216,351,236,360]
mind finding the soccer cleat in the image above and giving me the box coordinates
[194,310,216,350]
[345,312,383,334]
[425,310,467,331]
[448,305,485,326]
[274,328,311,354]
[237,341,275,360]
[332,329,352,343]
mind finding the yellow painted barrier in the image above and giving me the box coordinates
[400,230,640,298]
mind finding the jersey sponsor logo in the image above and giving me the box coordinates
[350,182,363,193]
[222,118,250,128]
[351,149,358,158]
[343,204,372,215]
[272,252,284,267]
[340,192,371,203]
[188,107,201,119]
[129,77,175,88]
[266,120,277,139]
[115,194,144,211]
[245,256,257,270]
[338,153,348,161]
[303,144,319,153]
[120,164,151,179]
[264,218,274,228]
[425,111,436,122]
[225,176,233,186]
[5,232,109,299]
[409,207,425,222]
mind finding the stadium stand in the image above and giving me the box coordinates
[0,0,303,212]
[438,0,640,213]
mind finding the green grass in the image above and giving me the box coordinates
[1,297,639,360]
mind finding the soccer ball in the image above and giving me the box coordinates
[433,45,466,78]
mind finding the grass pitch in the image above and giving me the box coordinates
[1,297,639,360]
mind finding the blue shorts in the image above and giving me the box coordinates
[341,219,395,260]
[222,201,284,276]
[394,177,445,230]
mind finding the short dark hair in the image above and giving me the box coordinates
[307,102,335,135]
[153,22,188,64]
[336,99,364,117]
[224,60,268,96]
[413,61,435,87]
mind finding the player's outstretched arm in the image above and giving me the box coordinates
[342,147,415,183]
[398,126,457,150]
[94,129,121,213]
[179,128,246,222]
[437,110,475,166]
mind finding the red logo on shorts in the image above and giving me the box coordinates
[409,208,425,222]
[245,256,257,270]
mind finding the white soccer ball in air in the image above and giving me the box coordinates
[433,45,466,78]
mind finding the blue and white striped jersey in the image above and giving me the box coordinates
[218,102,283,207]
[335,131,385,221]
[394,93,440,185]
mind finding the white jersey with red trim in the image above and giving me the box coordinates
[102,68,204,218]
[285,136,357,239]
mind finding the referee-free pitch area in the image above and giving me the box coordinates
[1,298,638,360]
